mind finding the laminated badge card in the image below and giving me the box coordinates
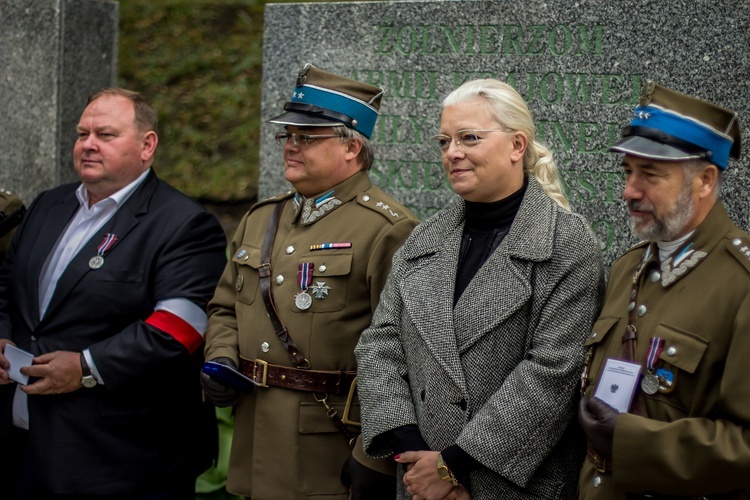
[260,0,749,267]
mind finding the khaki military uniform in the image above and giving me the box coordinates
[0,189,25,259]
[205,170,418,500]
[579,202,750,499]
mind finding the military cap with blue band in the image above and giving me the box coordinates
[269,64,384,139]
[610,81,741,170]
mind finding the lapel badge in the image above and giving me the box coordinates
[235,274,244,292]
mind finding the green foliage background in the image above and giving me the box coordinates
[119,0,333,202]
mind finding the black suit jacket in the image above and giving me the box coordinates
[0,171,227,495]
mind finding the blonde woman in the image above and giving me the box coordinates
[355,79,604,499]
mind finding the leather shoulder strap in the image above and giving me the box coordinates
[259,201,309,368]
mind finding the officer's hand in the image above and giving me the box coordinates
[578,395,618,460]
[201,357,239,407]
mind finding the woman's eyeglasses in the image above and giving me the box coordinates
[430,129,507,155]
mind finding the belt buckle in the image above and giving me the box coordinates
[254,359,269,388]
[341,376,361,427]
[594,458,608,474]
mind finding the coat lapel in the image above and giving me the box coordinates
[22,190,80,327]
[399,203,467,391]
[453,177,556,348]
[40,173,157,323]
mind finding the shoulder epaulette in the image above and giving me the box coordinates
[248,190,294,214]
[727,233,750,274]
[356,187,416,224]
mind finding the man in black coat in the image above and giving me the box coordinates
[0,88,227,498]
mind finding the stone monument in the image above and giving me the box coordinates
[0,0,118,204]
[260,0,749,267]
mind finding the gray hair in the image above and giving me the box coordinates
[335,126,375,170]
[443,79,569,210]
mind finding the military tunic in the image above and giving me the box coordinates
[579,202,750,499]
[205,170,418,500]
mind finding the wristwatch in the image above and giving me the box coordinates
[80,352,97,388]
[436,453,459,486]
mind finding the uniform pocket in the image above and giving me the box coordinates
[298,401,355,496]
[584,316,621,392]
[293,252,352,313]
[231,245,261,305]
[647,323,709,411]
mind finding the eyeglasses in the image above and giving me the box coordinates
[430,129,507,155]
[275,132,341,147]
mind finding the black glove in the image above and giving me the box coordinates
[341,454,396,500]
[200,357,239,407]
[578,395,618,461]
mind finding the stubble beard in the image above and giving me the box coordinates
[629,185,695,242]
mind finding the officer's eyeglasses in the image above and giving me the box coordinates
[275,132,341,147]
[430,129,507,155]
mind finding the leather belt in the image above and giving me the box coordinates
[239,357,356,396]
[587,444,611,473]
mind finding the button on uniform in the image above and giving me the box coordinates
[666,346,677,357]
[286,246,295,255]
[637,305,647,317]
[275,275,284,285]
[261,342,270,353]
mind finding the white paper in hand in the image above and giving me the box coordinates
[4,344,33,385]
[593,358,641,413]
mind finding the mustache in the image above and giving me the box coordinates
[627,201,653,212]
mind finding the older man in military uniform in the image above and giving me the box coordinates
[201,64,418,499]
[578,82,750,499]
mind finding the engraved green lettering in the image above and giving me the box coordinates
[575,25,603,56]
[540,73,563,104]
[502,25,523,55]
[548,25,572,56]
[479,25,500,54]
[592,220,615,252]
[526,25,547,55]
[440,25,463,54]
[600,74,625,105]
[376,25,394,54]
[566,73,592,103]
[396,26,418,55]
[577,122,601,153]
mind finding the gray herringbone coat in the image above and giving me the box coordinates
[355,177,604,499]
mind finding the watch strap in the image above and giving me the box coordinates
[436,453,459,487]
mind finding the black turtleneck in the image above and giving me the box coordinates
[454,178,527,305]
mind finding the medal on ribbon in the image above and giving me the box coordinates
[641,337,664,395]
[89,233,118,270]
[295,262,314,310]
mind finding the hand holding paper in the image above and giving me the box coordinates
[4,343,34,385]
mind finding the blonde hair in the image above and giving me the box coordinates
[443,79,570,210]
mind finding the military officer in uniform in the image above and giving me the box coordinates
[201,64,419,499]
[578,82,750,499]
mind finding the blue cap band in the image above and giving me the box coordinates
[291,85,379,138]
[630,105,734,169]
